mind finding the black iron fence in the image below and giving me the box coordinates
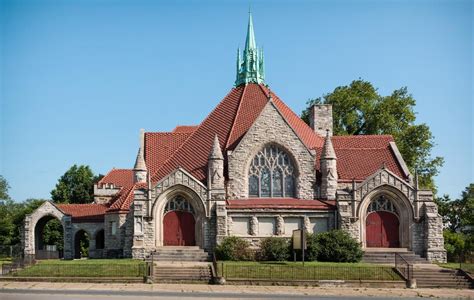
[394,253,412,281]
[217,263,401,281]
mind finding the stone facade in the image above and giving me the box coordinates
[227,101,316,200]
[310,104,333,136]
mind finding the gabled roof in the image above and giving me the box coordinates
[98,169,134,188]
[107,182,147,213]
[56,203,107,222]
[145,132,193,177]
[172,125,198,133]
[151,83,324,184]
[315,135,406,181]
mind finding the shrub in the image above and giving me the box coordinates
[313,230,363,262]
[215,236,252,261]
[258,237,290,261]
[444,230,466,262]
[305,233,320,261]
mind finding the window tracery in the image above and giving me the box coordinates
[164,195,194,214]
[248,145,296,197]
[367,195,398,215]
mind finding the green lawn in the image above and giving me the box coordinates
[11,259,145,277]
[217,261,402,281]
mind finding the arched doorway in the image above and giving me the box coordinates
[34,215,64,259]
[163,195,196,246]
[366,196,400,248]
[74,230,89,259]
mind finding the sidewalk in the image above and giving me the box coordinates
[0,281,473,299]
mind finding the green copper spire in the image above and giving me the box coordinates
[235,12,265,86]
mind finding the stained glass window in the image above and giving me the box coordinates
[248,145,296,197]
[367,195,398,215]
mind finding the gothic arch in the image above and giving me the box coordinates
[358,185,415,249]
[243,142,301,198]
[152,185,207,249]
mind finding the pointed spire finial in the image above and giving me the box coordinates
[134,129,147,171]
[235,11,265,86]
[321,129,337,159]
[209,134,224,160]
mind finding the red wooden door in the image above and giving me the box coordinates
[163,211,195,246]
[366,211,399,247]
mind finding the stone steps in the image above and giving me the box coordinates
[362,250,429,264]
[153,265,212,283]
[413,269,472,289]
[149,246,210,262]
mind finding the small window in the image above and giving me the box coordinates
[111,221,117,236]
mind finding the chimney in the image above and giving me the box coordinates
[310,104,333,137]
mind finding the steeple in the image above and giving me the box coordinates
[134,129,147,183]
[235,12,265,86]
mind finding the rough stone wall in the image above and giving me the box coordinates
[228,101,316,200]
[104,213,128,258]
[71,222,104,259]
[422,201,447,262]
[310,104,333,137]
[227,211,335,247]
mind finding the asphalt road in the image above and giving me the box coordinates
[0,289,425,300]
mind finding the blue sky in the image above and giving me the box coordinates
[0,0,472,201]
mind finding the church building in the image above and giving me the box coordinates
[23,14,446,263]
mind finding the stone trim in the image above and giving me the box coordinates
[389,142,411,180]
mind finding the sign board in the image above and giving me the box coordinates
[292,229,307,250]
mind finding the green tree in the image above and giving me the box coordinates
[435,184,474,233]
[51,165,102,204]
[0,175,10,200]
[301,79,444,191]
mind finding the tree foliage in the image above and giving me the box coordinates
[51,165,102,204]
[301,79,444,191]
[435,184,474,233]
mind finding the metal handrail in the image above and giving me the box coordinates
[394,253,412,281]
[210,252,218,281]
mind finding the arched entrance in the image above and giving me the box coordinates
[365,196,400,248]
[163,195,196,246]
[34,215,64,259]
[74,230,89,259]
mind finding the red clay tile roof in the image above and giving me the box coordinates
[150,83,324,184]
[226,198,336,210]
[315,135,406,181]
[172,125,198,133]
[98,169,134,188]
[107,182,147,213]
[56,204,107,222]
[145,132,192,177]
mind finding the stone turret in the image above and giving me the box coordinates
[320,130,337,200]
[133,129,147,183]
[208,134,225,192]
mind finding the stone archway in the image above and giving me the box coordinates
[24,201,73,260]
[358,186,414,249]
[153,185,207,249]
[74,229,90,259]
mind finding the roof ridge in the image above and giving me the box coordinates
[151,86,244,183]
[226,84,248,149]
[332,134,394,139]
